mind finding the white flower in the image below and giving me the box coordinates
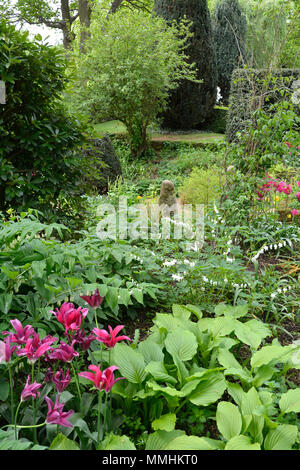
[172,274,184,282]
[163,259,177,267]
[271,292,276,299]
[226,257,234,263]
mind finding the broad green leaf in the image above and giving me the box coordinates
[251,344,293,369]
[154,313,179,331]
[264,425,298,450]
[138,339,164,364]
[0,378,9,401]
[152,413,176,432]
[49,433,80,450]
[145,430,185,450]
[165,435,222,450]
[279,389,300,414]
[189,372,227,406]
[172,304,192,320]
[0,293,13,315]
[216,401,242,441]
[214,303,248,318]
[225,435,261,450]
[165,328,198,362]
[101,434,136,450]
[145,361,177,385]
[226,381,245,407]
[113,343,147,384]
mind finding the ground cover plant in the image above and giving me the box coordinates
[0,0,299,452]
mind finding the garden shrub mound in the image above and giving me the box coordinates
[83,136,123,193]
[226,68,300,142]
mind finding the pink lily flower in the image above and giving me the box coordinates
[21,375,42,401]
[78,364,124,392]
[102,366,125,392]
[17,333,57,364]
[92,325,131,349]
[45,395,74,428]
[296,192,300,203]
[80,289,103,308]
[72,329,96,351]
[47,342,79,362]
[2,319,34,345]
[0,336,17,363]
[79,364,104,390]
[296,182,300,189]
[291,209,299,216]
[49,368,71,392]
[51,303,88,333]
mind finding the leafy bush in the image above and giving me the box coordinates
[202,106,228,133]
[0,20,92,214]
[179,166,225,206]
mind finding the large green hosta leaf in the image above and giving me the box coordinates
[188,371,227,406]
[264,425,298,450]
[279,389,300,414]
[152,413,176,432]
[216,401,242,441]
[165,435,224,450]
[225,435,261,450]
[113,343,147,384]
[165,328,198,362]
[138,339,164,364]
[145,361,177,385]
[100,434,136,450]
[251,343,293,369]
[145,430,185,450]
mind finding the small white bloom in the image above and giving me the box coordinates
[172,274,184,282]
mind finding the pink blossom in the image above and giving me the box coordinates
[17,333,57,364]
[92,325,131,349]
[0,336,17,363]
[80,289,103,308]
[72,329,96,351]
[296,192,300,203]
[2,319,34,345]
[78,364,124,392]
[47,342,79,362]
[291,209,299,216]
[45,395,74,428]
[46,368,71,392]
[51,303,88,333]
[21,375,42,401]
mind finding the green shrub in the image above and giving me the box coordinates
[179,166,224,205]
[226,68,300,142]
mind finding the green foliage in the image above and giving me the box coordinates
[226,68,300,143]
[0,20,93,215]
[179,166,225,206]
[203,106,228,133]
[71,7,197,157]
[154,0,217,129]
[213,0,247,104]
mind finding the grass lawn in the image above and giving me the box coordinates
[94,120,224,144]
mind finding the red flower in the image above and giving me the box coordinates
[51,303,88,333]
[45,395,74,428]
[80,289,103,308]
[47,368,71,392]
[72,329,96,351]
[92,325,131,349]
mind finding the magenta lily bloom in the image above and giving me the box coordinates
[45,395,74,428]
[92,325,131,349]
[47,342,79,363]
[296,192,300,203]
[51,368,71,392]
[72,329,96,351]
[80,289,103,308]
[291,209,299,216]
[21,375,42,401]
[2,319,34,345]
[78,364,124,392]
[17,333,57,364]
[102,366,125,392]
[0,336,17,363]
[51,302,88,333]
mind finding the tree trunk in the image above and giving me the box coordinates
[61,0,75,49]
[78,0,93,53]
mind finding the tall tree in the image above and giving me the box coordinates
[213,0,247,104]
[154,0,217,129]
